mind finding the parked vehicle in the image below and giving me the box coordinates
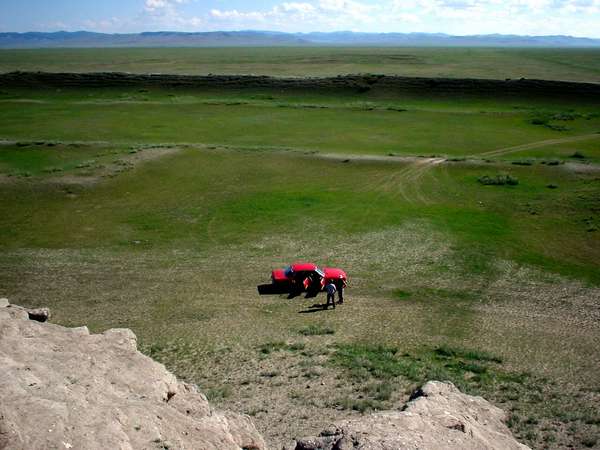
[258,262,347,297]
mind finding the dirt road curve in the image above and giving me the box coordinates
[480,133,600,158]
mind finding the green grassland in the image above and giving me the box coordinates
[2,47,600,82]
[1,86,599,160]
[1,77,599,448]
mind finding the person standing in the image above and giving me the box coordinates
[325,281,337,309]
[334,275,346,304]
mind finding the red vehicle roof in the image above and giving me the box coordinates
[324,267,347,280]
[290,262,319,272]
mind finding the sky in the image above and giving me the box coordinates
[2,0,600,38]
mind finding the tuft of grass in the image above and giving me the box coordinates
[331,344,513,391]
[434,345,503,363]
[258,341,306,354]
[331,344,421,382]
[330,397,382,413]
[260,370,280,378]
[302,368,322,379]
[258,341,288,354]
[392,289,412,300]
[205,385,231,400]
[364,382,394,401]
[581,435,597,448]
[478,174,519,186]
[511,159,533,166]
[386,106,407,112]
[570,151,586,159]
[299,325,335,336]
[541,159,562,165]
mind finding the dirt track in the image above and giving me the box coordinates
[481,133,600,157]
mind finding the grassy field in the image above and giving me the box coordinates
[1,72,599,448]
[1,86,599,160]
[2,47,600,82]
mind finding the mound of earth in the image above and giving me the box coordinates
[2,72,600,99]
[286,381,530,450]
[0,300,265,450]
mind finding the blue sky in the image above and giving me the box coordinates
[2,0,600,37]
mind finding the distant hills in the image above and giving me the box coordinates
[1,31,600,48]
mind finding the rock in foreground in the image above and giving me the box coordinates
[288,381,530,450]
[0,302,265,450]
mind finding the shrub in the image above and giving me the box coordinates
[478,174,519,186]
[551,112,580,121]
[530,117,548,126]
[259,341,305,354]
[434,345,502,363]
[581,435,597,448]
[529,113,570,131]
[206,385,231,400]
[392,289,412,300]
[299,325,335,336]
[571,151,586,159]
[364,382,394,401]
[545,124,568,131]
[260,370,280,378]
[542,159,562,166]
[511,159,533,166]
[258,341,287,354]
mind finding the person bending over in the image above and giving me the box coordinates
[334,276,346,304]
[325,281,337,309]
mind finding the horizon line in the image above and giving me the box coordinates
[2,30,600,40]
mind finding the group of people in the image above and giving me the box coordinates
[324,277,345,309]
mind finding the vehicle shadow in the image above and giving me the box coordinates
[257,284,288,295]
[257,284,321,300]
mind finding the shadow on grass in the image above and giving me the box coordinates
[298,303,331,314]
[258,283,323,300]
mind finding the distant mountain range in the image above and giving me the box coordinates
[1,31,600,48]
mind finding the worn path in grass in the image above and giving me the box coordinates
[481,133,600,158]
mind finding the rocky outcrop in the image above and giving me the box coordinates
[286,381,530,450]
[0,301,265,450]
[0,299,529,450]
[2,72,600,100]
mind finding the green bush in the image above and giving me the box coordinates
[478,174,519,186]
[299,325,335,336]
[571,151,586,159]
[511,159,533,166]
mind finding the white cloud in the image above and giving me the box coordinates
[63,0,600,37]
[208,0,382,30]
[144,0,189,13]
